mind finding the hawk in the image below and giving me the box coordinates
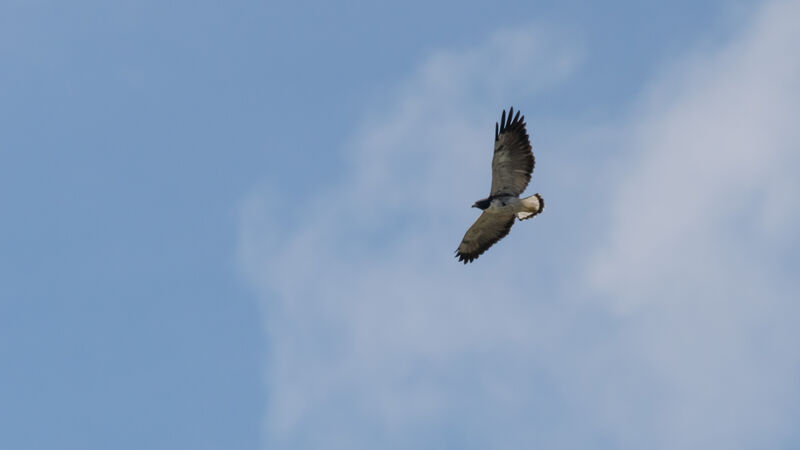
[455,107,544,263]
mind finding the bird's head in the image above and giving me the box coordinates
[472,198,491,210]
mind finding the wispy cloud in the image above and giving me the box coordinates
[240,2,800,448]
[582,1,800,446]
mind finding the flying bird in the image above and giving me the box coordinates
[455,107,544,263]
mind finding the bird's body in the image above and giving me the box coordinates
[455,108,544,263]
[487,195,520,213]
[472,194,542,218]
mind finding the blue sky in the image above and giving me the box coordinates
[3,1,800,449]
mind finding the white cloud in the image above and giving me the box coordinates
[581,1,800,447]
[240,3,800,448]
[589,0,800,312]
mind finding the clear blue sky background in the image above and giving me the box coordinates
[5,1,797,449]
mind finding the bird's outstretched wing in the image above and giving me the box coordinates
[490,107,534,196]
[455,211,516,263]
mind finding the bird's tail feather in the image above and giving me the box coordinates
[516,193,544,220]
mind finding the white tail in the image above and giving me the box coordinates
[516,193,544,220]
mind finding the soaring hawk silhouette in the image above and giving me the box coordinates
[455,107,544,263]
